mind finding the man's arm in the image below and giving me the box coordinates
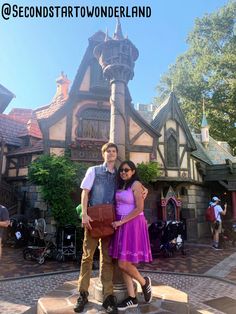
[221,203,227,216]
[81,189,93,230]
[80,167,95,230]
[0,220,10,228]
[141,185,148,199]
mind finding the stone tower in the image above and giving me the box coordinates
[94,19,139,161]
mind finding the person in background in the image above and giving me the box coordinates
[0,204,10,258]
[210,196,227,250]
[109,160,152,311]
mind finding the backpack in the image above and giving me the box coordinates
[205,205,216,222]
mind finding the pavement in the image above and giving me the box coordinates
[0,241,236,314]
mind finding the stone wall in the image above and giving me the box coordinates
[182,184,211,239]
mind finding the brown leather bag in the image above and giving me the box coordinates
[87,204,115,238]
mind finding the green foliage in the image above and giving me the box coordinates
[74,162,92,187]
[28,154,78,226]
[155,1,236,153]
[137,161,160,185]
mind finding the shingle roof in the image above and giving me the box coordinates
[7,139,44,156]
[191,136,213,165]
[8,108,34,123]
[192,133,236,165]
[35,94,67,119]
[0,114,26,146]
[8,109,42,139]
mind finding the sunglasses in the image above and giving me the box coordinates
[119,168,131,173]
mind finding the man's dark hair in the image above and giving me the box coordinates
[101,142,118,155]
[117,160,140,190]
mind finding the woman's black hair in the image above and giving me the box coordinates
[117,160,140,190]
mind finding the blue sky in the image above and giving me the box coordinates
[0,0,229,113]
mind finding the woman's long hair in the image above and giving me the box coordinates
[117,160,140,190]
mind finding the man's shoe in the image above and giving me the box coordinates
[74,291,88,313]
[117,296,138,311]
[102,295,118,314]
[142,276,152,303]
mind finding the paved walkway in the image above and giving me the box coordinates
[0,243,236,314]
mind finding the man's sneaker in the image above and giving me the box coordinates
[74,291,88,313]
[212,245,222,250]
[102,295,118,314]
[117,296,138,311]
[142,276,152,303]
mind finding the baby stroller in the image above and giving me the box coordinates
[160,220,186,257]
[6,215,29,247]
[56,224,76,262]
[148,220,166,258]
[23,218,57,264]
[148,220,186,257]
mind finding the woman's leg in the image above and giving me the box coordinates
[118,260,145,286]
[118,260,152,303]
[122,271,135,297]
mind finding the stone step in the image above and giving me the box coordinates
[37,278,189,314]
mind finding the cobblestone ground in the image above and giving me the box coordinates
[0,271,236,314]
[1,245,236,314]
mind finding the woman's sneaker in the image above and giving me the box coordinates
[142,276,152,303]
[117,296,138,311]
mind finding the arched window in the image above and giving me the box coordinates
[77,108,110,140]
[166,129,178,167]
[166,199,177,221]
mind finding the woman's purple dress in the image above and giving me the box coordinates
[109,187,152,264]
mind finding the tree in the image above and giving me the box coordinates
[28,154,78,226]
[155,1,236,152]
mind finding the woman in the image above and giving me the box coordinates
[109,160,153,311]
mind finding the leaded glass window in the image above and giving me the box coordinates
[77,108,110,140]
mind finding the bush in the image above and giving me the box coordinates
[137,161,160,185]
[28,154,78,226]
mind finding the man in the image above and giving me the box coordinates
[210,196,227,250]
[74,142,119,313]
[0,204,10,258]
[74,143,147,313]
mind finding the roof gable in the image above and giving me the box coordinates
[151,92,196,151]
[69,31,110,98]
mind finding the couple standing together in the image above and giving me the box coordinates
[74,142,153,313]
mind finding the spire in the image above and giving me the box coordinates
[201,97,209,148]
[113,17,124,40]
[201,97,208,127]
[105,28,109,42]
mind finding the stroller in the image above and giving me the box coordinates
[148,220,186,258]
[160,220,186,257]
[23,218,57,264]
[148,220,166,258]
[56,225,76,262]
[6,215,29,247]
